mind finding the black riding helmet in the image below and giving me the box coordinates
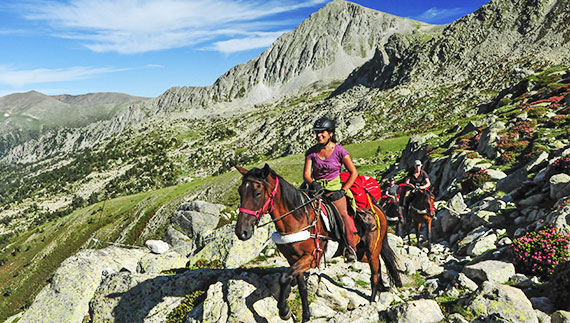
[313,117,335,133]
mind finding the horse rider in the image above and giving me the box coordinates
[303,117,359,261]
[399,160,431,218]
[384,176,400,221]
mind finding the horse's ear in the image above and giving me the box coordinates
[235,166,249,175]
[261,163,271,178]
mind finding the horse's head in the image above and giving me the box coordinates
[413,189,436,217]
[235,164,277,241]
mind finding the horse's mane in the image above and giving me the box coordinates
[246,167,309,220]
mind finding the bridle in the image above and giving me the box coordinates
[239,176,280,221]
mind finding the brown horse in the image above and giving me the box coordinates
[404,187,436,253]
[235,164,401,322]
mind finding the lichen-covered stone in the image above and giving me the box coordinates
[20,247,145,323]
[467,281,538,323]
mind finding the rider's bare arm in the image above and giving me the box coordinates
[341,154,358,192]
[303,158,313,183]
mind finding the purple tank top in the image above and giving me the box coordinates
[305,144,349,181]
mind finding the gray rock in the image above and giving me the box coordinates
[387,299,445,323]
[425,278,440,294]
[477,122,505,159]
[536,310,552,323]
[171,208,219,240]
[519,194,547,207]
[531,297,554,313]
[145,240,170,254]
[467,281,538,323]
[509,273,531,287]
[137,251,188,274]
[21,247,145,323]
[179,200,225,215]
[462,260,515,284]
[456,273,479,291]
[552,311,570,323]
[309,298,337,319]
[466,233,497,257]
[448,313,470,323]
[526,151,549,172]
[189,220,273,269]
[485,168,507,181]
[346,115,366,136]
[458,226,489,253]
[440,209,461,233]
[497,168,528,193]
[550,174,570,200]
[449,193,467,213]
[164,225,196,257]
[200,274,291,323]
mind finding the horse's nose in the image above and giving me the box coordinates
[238,229,249,240]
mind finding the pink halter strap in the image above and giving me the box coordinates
[239,177,279,220]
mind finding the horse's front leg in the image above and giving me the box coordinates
[291,253,315,322]
[277,269,293,320]
[427,219,432,254]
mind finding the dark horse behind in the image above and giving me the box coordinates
[235,164,402,322]
[404,187,436,253]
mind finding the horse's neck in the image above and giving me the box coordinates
[271,188,312,234]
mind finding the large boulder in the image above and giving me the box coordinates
[476,121,505,159]
[552,311,570,323]
[449,193,467,213]
[550,174,570,200]
[137,251,189,274]
[189,219,273,269]
[466,233,497,257]
[20,247,145,323]
[90,268,219,322]
[171,201,223,240]
[466,281,538,323]
[163,225,195,257]
[497,168,528,193]
[193,274,292,323]
[386,299,445,323]
[462,260,515,284]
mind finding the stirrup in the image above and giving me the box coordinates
[345,247,357,262]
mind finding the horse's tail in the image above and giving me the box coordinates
[380,229,403,288]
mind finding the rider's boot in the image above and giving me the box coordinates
[344,223,358,262]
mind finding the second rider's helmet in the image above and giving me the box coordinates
[313,117,335,133]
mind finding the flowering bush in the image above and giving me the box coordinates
[462,169,491,192]
[510,226,570,279]
[556,199,570,210]
[553,156,570,175]
[496,120,536,165]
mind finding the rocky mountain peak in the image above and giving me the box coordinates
[338,0,570,93]
[150,1,440,113]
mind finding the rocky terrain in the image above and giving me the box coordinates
[2,0,570,321]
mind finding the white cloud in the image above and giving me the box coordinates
[414,7,466,23]
[20,0,327,54]
[0,65,128,87]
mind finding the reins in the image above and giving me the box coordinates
[238,176,322,228]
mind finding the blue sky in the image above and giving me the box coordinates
[0,0,489,98]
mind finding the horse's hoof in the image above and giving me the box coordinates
[279,307,292,320]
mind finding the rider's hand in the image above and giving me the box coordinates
[311,181,323,193]
[328,189,345,201]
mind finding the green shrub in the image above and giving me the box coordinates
[166,290,205,323]
[462,169,491,192]
[509,226,570,279]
